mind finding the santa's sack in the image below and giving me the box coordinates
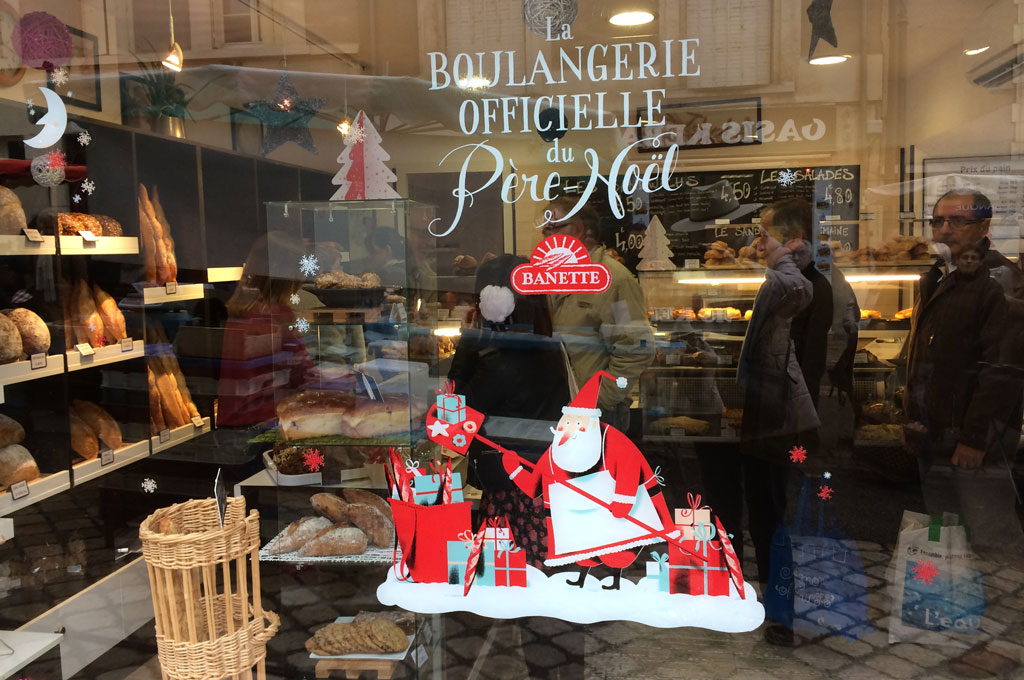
[888,511,986,647]
[390,496,472,583]
[763,476,872,640]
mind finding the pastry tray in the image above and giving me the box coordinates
[262,450,323,486]
[259,529,399,566]
[309,616,414,660]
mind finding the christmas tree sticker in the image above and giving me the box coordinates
[636,216,675,270]
[331,110,401,200]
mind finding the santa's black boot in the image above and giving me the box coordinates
[566,565,589,588]
[602,569,623,590]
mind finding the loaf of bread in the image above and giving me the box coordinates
[92,286,126,341]
[71,400,122,450]
[69,411,99,460]
[276,391,356,440]
[310,492,349,523]
[266,516,334,555]
[148,368,167,434]
[95,216,122,237]
[0,444,39,491]
[150,187,178,283]
[342,489,393,521]
[73,279,106,347]
[341,397,426,438]
[5,308,49,355]
[138,197,158,284]
[0,413,25,448]
[139,185,175,284]
[58,213,103,236]
[297,526,368,557]
[0,186,27,235]
[345,503,394,548]
[0,314,23,364]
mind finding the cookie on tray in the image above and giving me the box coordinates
[366,618,408,653]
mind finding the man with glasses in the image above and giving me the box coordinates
[539,197,655,431]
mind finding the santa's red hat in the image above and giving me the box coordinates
[562,371,629,417]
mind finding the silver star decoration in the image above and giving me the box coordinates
[807,0,838,61]
[245,73,325,156]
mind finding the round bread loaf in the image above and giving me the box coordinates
[0,314,23,364]
[5,308,49,355]
[0,444,39,491]
[0,187,27,235]
[0,413,25,448]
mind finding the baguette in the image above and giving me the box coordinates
[139,185,171,284]
[150,187,178,283]
[92,285,126,341]
[267,516,333,555]
[73,279,105,347]
[297,526,368,557]
[138,198,157,284]
[155,370,188,428]
[69,411,99,460]
[71,399,122,450]
[148,368,166,434]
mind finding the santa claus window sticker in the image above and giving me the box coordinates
[377,372,765,631]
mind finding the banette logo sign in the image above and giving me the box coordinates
[512,235,611,295]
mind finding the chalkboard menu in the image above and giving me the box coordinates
[560,165,860,272]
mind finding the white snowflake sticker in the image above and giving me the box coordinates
[344,123,366,145]
[141,478,158,493]
[299,254,320,278]
[294,317,310,334]
[81,179,96,195]
[778,169,798,187]
[823,471,832,479]
[72,193,81,204]
[77,131,91,147]
[289,292,301,305]
[51,66,69,87]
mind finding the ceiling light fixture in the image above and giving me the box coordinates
[964,46,990,56]
[809,54,851,65]
[457,76,491,89]
[161,0,183,71]
[609,11,654,26]
[337,120,350,135]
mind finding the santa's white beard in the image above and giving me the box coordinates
[551,424,602,473]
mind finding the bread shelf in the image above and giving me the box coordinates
[0,234,57,256]
[0,630,63,679]
[0,471,71,517]
[58,235,140,255]
[150,416,211,454]
[71,440,150,485]
[66,340,144,372]
[142,284,205,305]
[0,355,66,403]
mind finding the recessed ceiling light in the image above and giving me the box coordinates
[964,46,990,56]
[610,11,654,26]
[809,55,851,65]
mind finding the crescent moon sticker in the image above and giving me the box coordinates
[24,87,68,150]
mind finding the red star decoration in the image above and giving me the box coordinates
[911,559,940,585]
[303,448,324,472]
[817,485,833,500]
[789,446,808,463]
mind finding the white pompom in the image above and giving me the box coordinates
[479,285,516,323]
[616,376,628,389]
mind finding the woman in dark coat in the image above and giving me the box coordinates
[447,254,570,568]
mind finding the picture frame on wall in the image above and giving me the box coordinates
[635,96,762,152]
[48,26,102,112]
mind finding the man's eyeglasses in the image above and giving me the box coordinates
[929,216,985,230]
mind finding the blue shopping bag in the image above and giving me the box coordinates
[764,476,873,640]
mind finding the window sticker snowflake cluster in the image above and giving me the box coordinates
[293,317,310,334]
[51,66,69,87]
[817,485,833,501]
[77,131,91,147]
[344,123,366,145]
[788,446,807,463]
[303,448,324,472]
[81,178,96,195]
[299,254,319,278]
[778,169,799,187]
[141,477,158,493]
[72,194,81,204]
[911,559,939,585]
[26,98,35,116]
[289,292,301,306]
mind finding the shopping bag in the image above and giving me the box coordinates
[888,511,986,647]
[763,476,872,640]
[390,496,472,584]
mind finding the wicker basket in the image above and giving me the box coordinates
[140,497,279,680]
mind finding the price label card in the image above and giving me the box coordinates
[30,353,47,369]
[191,415,204,429]
[121,337,133,352]
[10,480,29,500]
[860,213,876,221]
[22,228,43,242]
[100,449,114,466]
[165,281,178,295]
[75,343,96,356]
[79,230,98,242]
[159,428,171,443]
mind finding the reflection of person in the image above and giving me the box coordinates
[295,241,366,365]
[447,254,569,568]
[219,232,314,428]
[541,197,656,431]
[501,372,677,590]
[351,227,405,288]
[905,190,1023,552]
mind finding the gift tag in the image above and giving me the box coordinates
[100,448,114,467]
[413,645,428,668]
[165,281,178,295]
[120,337,133,352]
[30,353,47,369]
[158,428,171,443]
[191,415,204,429]
[75,343,95,356]
[79,230,98,242]
[22,227,42,242]
[10,480,29,500]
